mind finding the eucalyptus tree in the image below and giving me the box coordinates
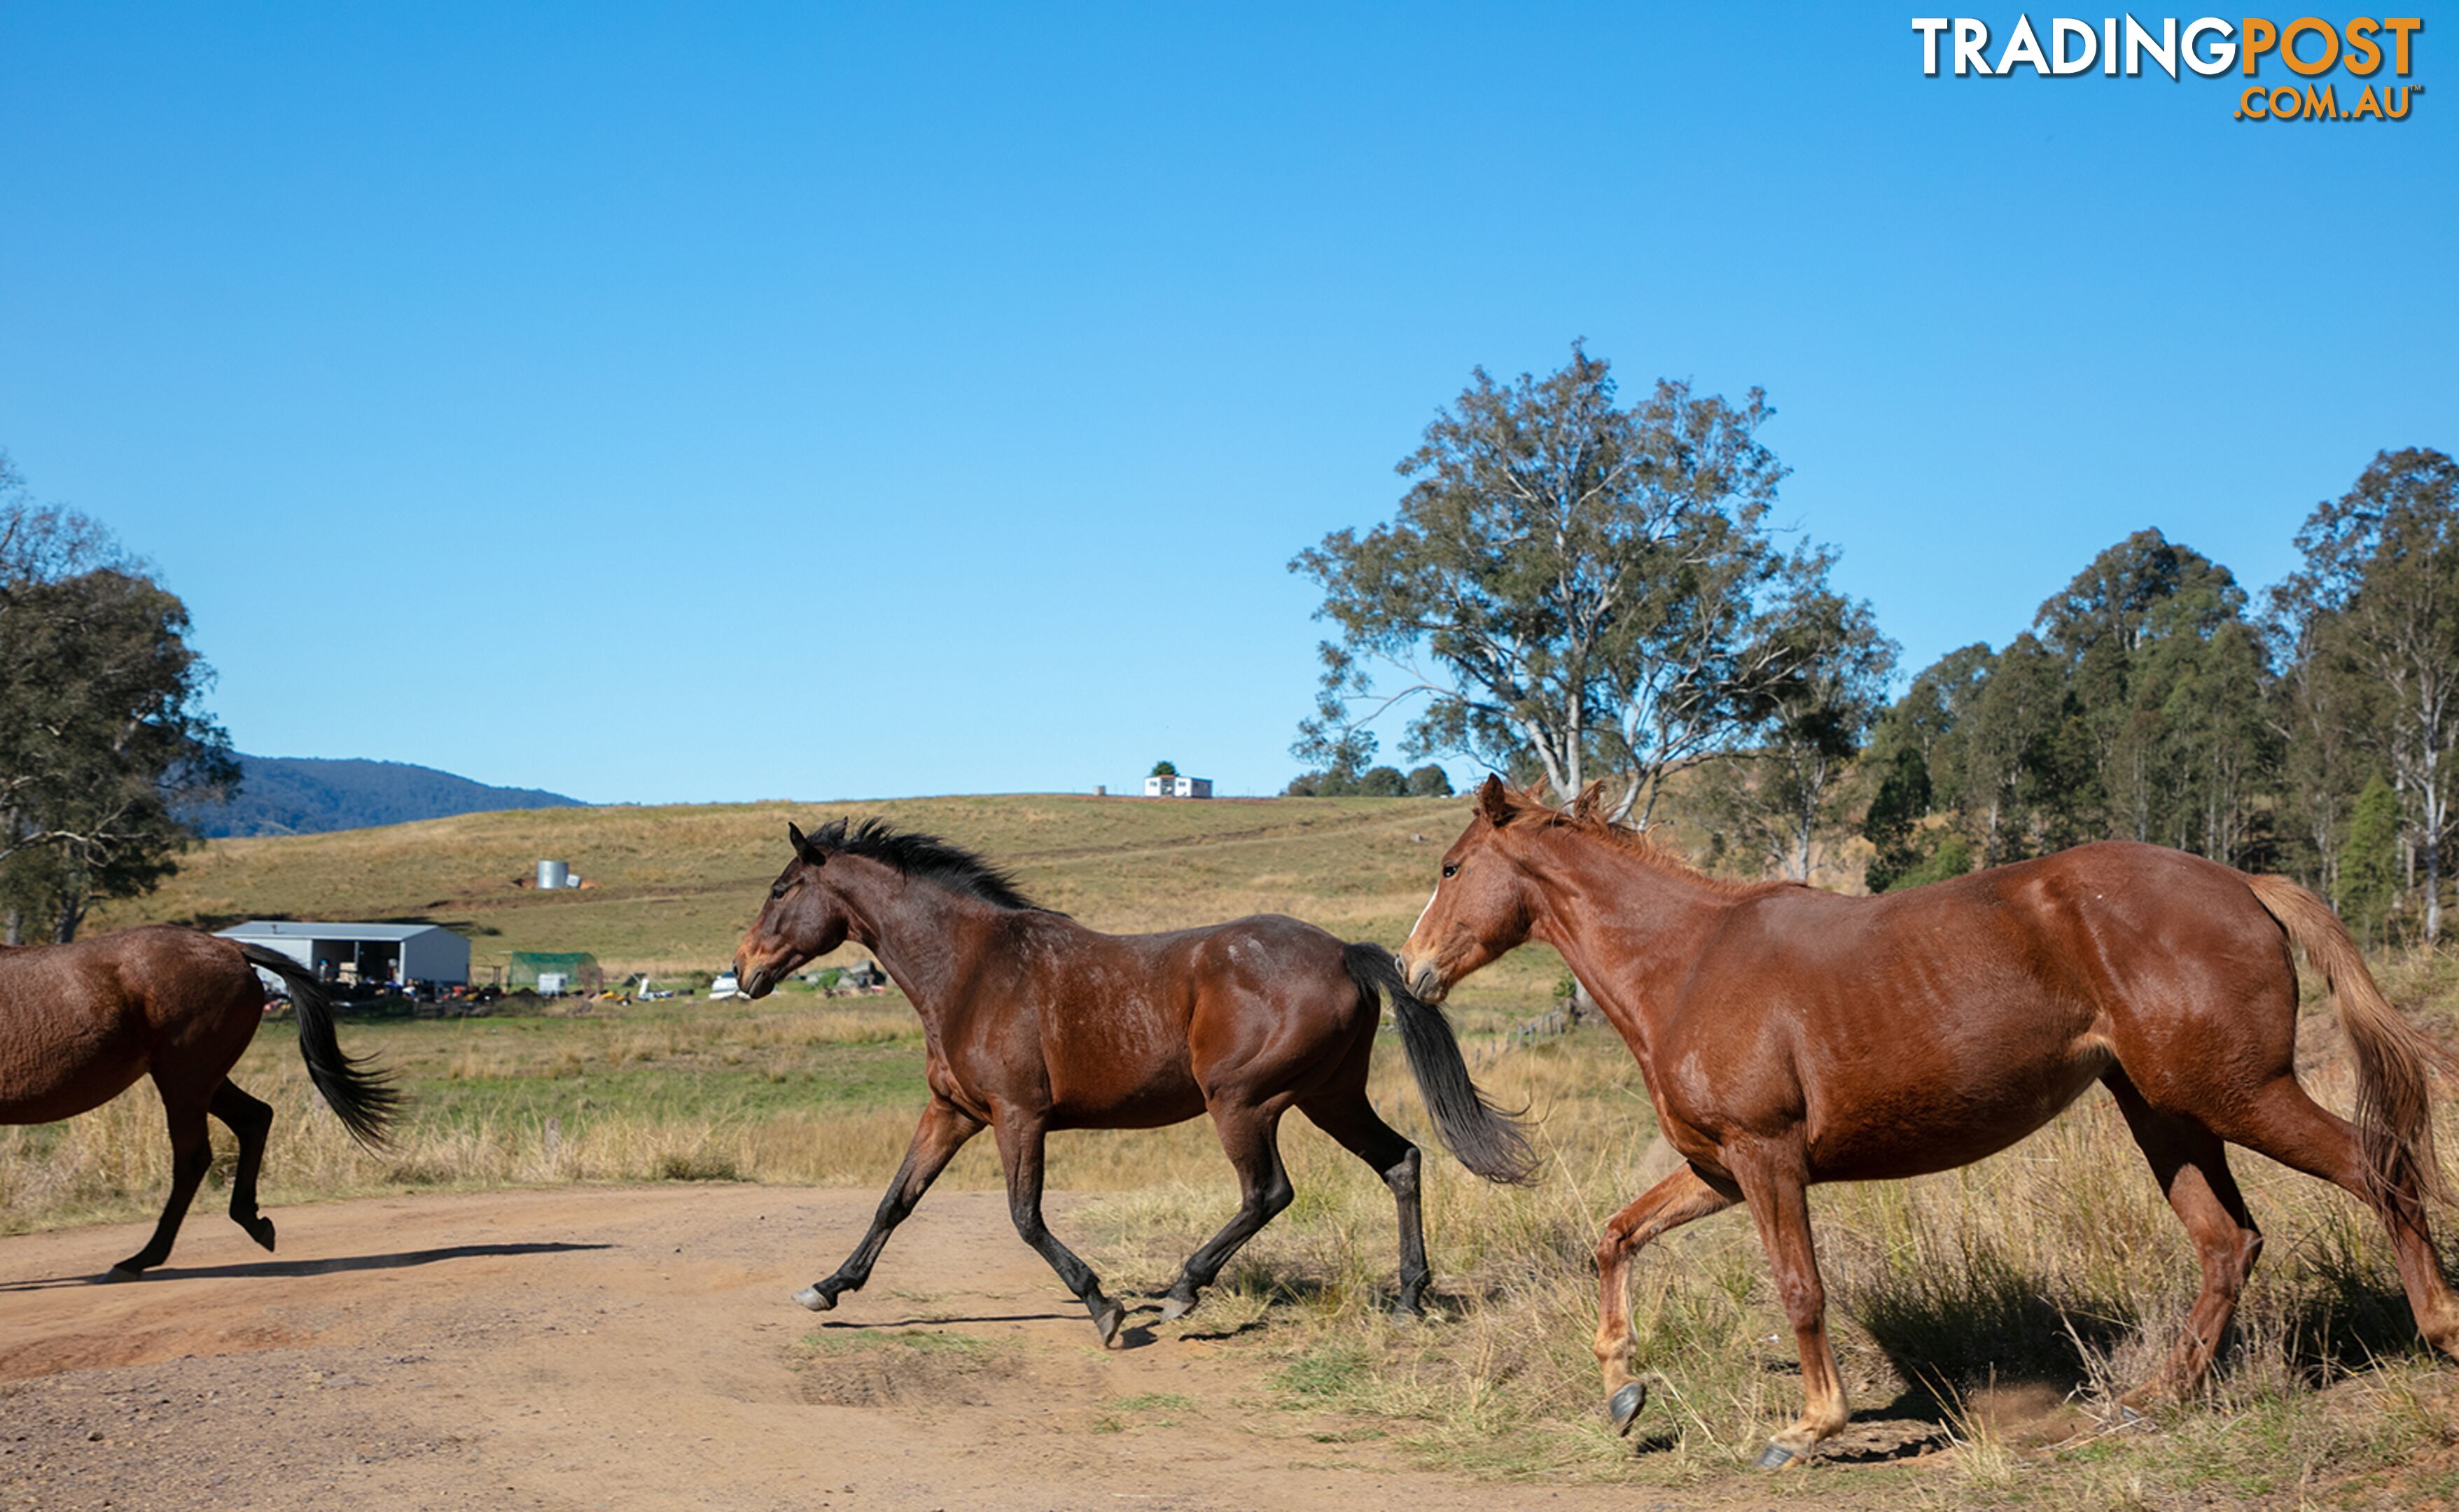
[1703,568,1898,880]
[1861,643,1993,890]
[1292,344,1818,826]
[2264,573,2376,897]
[2276,447,2459,942]
[1953,632,2079,864]
[0,460,234,941]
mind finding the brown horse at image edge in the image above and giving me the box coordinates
[1,927,396,1274]
[732,818,1535,1345]
[1400,776,2459,1469]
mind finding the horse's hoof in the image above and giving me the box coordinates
[1157,1294,1196,1324]
[1608,1381,1648,1436]
[103,1263,146,1282]
[1753,1442,1797,1471]
[1092,1301,1127,1348]
[243,1217,277,1253]
[794,1285,836,1312]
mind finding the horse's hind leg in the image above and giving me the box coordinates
[1159,1098,1295,1323]
[2203,1075,2459,1359]
[994,1114,1125,1347]
[211,1080,278,1252]
[1297,1091,1428,1317]
[112,1090,213,1276]
[2104,1070,2262,1403]
[797,1097,983,1311]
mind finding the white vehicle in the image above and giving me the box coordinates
[708,971,746,1001]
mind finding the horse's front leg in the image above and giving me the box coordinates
[1593,1163,1736,1433]
[797,1098,983,1310]
[1731,1148,1848,1469]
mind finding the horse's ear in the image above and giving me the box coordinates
[1477,774,1513,826]
[788,823,826,866]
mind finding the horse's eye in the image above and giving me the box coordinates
[1442,864,1458,880]
[769,883,788,900]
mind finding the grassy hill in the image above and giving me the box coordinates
[95,793,1555,993]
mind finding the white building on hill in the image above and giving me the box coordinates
[1144,774,1213,799]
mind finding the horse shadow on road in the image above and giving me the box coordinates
[0,1240,613,1292]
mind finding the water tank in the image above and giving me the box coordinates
[536,860,569,890]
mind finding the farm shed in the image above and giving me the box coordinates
[1143,774,1213,798]
[215,920,471,987]
[508,951,602,995]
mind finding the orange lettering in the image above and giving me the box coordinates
[2280,18,2340,74]
[2344,17,2384,74]
[2382,17,2422,72]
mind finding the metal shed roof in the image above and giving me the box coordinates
[215,920,457,942]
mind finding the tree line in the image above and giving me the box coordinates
[1293,346,2457,948]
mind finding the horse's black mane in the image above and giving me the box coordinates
[807,818,1044,911]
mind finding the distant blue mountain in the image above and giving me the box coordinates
[184,755,585,838]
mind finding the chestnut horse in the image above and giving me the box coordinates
[1400,777,2458,1469]
[732,818,1534,1344]
[1,926,396,1274]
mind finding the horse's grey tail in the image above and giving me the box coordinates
[1344,942,1539,1186]
[237,943,399,1150]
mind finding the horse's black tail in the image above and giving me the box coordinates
[237,943,399,1150]
[1344,942,1539,1186]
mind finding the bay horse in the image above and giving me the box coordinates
[1400,777,2459,1469]
[730,818,1535,1345]
[1,926,396,1274]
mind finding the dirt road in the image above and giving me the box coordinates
[1,1186,1743,1512]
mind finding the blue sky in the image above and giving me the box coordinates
[3,4,2451,803]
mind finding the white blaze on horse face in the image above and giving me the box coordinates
[1408,886,1440,948]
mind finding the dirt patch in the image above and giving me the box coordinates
[1967,1380,2091,1448]
[11,1186,1741,1512]
[0,1317,309,1382]
[1815,1418,1956,1464]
